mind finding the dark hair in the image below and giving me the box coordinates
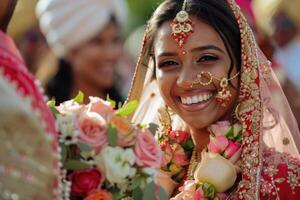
[147,0,241,80]
[46,58,123,104]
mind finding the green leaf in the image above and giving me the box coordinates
[118,101,123,109]
[64,160,91,170]
[182,138,195,151]
[142,181,156,200]
[115,100,139,117]
[148,123,159,135]
[202,182,216,199]
[47,100,59,115]
[78,142,92,152]
[106,94,116,107]
[132,187,143,200]
[59,143,67,164]
[157,186,168,200]
[108,124,118,147]
[225,127,234,137]
[74,91,84,104]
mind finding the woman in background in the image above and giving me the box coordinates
[37,0,127,104]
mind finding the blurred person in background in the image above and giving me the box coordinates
[7,0,50,75]
[0,0,59,198]
[272,0,300,90]
[36,0,128,104]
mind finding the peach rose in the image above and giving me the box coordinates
[88,97,114,120]
[84,190,112,200]
[110,115,136,147]
[134,130,162,168]
[78,111,108,152]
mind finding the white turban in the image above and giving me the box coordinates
[36,0,128,57]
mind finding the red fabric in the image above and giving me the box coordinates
[259,149,300,199]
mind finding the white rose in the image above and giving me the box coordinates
[56,113,80,145]
[96,146,136,184]
[194,151,237,192]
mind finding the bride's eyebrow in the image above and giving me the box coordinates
[190,45,225,54]
[157,51,178,58]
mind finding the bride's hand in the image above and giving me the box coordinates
[156,169,179,198]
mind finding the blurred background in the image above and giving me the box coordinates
[6,0,300,125]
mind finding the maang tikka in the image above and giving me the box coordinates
[191,71,240,108]
[170,0,194,54]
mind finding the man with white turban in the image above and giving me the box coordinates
[36,0,128,104]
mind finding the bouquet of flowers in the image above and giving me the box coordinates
[48,92,168,200]
[158,130,194,183]
[170,121,243,200]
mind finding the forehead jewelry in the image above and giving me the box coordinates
[170,0,194,55]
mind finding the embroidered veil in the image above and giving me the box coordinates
[127,0,300,198]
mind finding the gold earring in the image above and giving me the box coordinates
[215,72,240,108]
[215,77,232,108]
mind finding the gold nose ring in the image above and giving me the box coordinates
[190,71,213,88]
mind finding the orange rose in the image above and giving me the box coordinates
[84,190,112,200]
[110,115,136,147]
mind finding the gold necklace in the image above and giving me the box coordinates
[187,148,198,180]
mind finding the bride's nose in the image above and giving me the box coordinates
[176,67,197,89]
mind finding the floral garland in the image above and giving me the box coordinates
[159,121,243,200]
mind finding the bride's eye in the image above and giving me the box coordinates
[197,55,218,63]
[158,60,179,69]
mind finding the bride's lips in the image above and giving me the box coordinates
[176,91,216,112]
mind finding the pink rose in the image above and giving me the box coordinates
[207,135,229,154]
[57,99,85,114]
[195,187,208,200]
[216,193,228,200]
[69,168,104,197]
[88,97,114,120]
[134,130,162,167]
[161,142,174,167]
[208,121,231,136]
[172,144,189,166]
[224,141,241,159]
[169,130,191,144]
[78,111,108,152]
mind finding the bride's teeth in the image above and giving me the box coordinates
[198,95,204,102]
[192,96,198,103]
[181,93,213,105]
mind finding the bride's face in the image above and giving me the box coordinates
[154,17,239,130]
